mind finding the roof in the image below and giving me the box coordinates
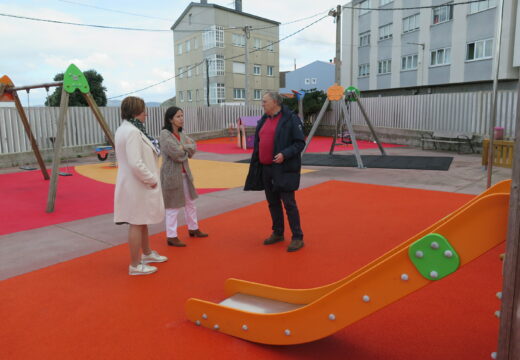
[171,2,280,31]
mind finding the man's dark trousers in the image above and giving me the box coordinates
[261,164,303,240]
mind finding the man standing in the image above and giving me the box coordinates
[244,91,305,252]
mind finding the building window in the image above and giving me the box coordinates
[378,59,391,74]
[232,33,246,47]
[467,39,493,61]
[185,40,191,53]
[254,38,262,49]
[187,90,192,102]
[207,83,225,104]
[253,64,261,75]
[254,89,262,100]
[187,67,193,77]
[401,54,418,70]
[196,64,200,76]
[207,54,225,76]
[178,67,184,78]
[311,78,317,84]
[359,0,371,15]
[196,89,200,101]
[359,31,370,47]
[433,3,453,25]
[403,14,419,33]
[380,0,392,6]
[194,37,199,49]
[304,78,310,85]
[178,91,184,102]
[430,47,451,66]
[379,23,392,40]
[358,63,370,77]
[267,66,274,76]
[203,25,224,50]
[177,43,182,55]
[232,62,245,74]
[267,42,275,52]
[233,88,246,100]
[470,0,496,14]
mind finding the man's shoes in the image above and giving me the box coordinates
[188,229,208,238]
[167,237,186,247]
[263,233,284,245]
[129,263,157,276]
[141,250,168,264]
[287,239,304,252]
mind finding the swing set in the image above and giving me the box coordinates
[303,84,386,168]
[0,64,115,213]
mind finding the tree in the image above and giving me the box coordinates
[45,69,107,106]
[282,88,328,135]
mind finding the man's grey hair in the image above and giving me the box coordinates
[263,91,283,106]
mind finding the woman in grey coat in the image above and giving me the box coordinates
[160,107,208,247]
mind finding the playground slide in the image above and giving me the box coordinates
[185,180,511,345]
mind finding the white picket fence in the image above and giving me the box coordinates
[0,91,517,155]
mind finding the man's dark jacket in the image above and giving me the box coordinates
[244,105,305,192]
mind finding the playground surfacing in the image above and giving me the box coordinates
[0,143,512,359]
[0,180,503,359]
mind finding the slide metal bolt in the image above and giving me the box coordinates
[496,291,502,300]
[444,250,453,258]
[214,324,220,330]
[242,325,248,331]
[415,250,424,258]
[430,271,438,279]
[284,329,291,336]
[362,295,370,303]
[328,314,336,321]
[491,352,497,359]
[430,241,439,249]
[495,310,501,318]
[195,320,201,326]
[401,274,409,281]
[202,313,208,320]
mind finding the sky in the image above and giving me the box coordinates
[1,0,343,106]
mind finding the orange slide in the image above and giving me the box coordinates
[185,180,511,345]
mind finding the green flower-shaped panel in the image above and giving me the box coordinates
[409,233,460,281]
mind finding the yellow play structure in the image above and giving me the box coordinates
[185,180,510,345]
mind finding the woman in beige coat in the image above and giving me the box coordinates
[160,106,208,247]
[114,96,167,276]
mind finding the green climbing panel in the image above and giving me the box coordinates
[63,64,90,94]
[409,233,460,281]
[344,86,360,102]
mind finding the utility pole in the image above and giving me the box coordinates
[243,25,251,106]
[205,58,210,107]
[334,5,341,84]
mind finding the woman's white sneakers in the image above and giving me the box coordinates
[141,250,168,264]
[129,263,157,275]
[129,250,168,276]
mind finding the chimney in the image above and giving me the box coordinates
[235,0,242,12]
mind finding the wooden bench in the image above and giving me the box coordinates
[421,131,475,153]
[482,139,515,168]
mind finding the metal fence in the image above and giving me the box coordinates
[0,90,517,155]
[323,91,517,138]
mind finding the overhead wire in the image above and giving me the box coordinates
[108,14,331,99]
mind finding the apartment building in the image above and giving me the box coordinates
[341,0,519,95]
[171,0,280,106]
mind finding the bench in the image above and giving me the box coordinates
[421,131,475,153]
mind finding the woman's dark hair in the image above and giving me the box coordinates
[163,106,183,132]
